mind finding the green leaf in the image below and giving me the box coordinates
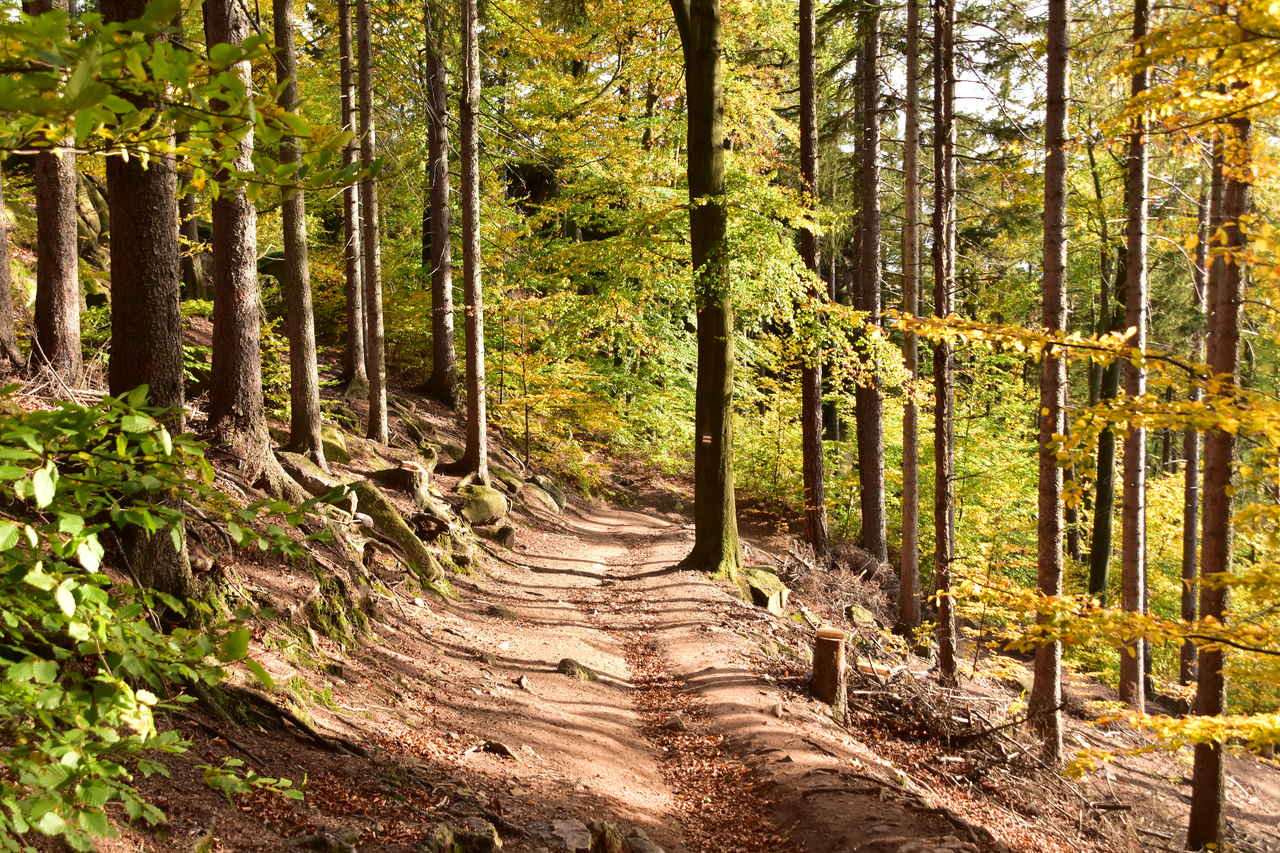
[120,414,155,433]
[32,463,57,508]
[76,536,102,572]
[58,514,84,535]
[243,658,274,690]
[0,521,18,551]
[23,566,56,591]
[218,627,250,662]
[54,580,76,617]
[32,660,58,684]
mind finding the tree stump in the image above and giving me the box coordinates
[810,627,847,722]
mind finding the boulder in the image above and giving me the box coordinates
[277,451,343,497]
[458,484,509,525]
[489,463,524,493]
[588,822,624,853]
[623,829,663,853]
[321,424,352,463]
[742,567,790,616]
[441,442,466,464]
[556,658,597,682]
[529,474,566,509]
[845,604,877,627]
[518,482,560,515]
[548,819,591,853]
[291,833,356,853]
[455,817,503,852]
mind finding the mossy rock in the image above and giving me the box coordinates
[350,480,444,583]
[529,474,566,509]
[457,484,509,525]
[588,822,625,853]
[321,424,351,463]
[489,463,523,493]
[741,567,790,616]
[517,482,559,515]
[441,442,466,464]
[557,658,597,682]
[845,604,877,627]
[277,451,343,497]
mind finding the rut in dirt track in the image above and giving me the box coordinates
[576,533,793,853]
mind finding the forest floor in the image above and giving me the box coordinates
[82,388,1279,853]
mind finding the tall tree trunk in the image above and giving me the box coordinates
[453,0,489,480]
[176,130,205,300]
[205,0,272,485]
[27,0,80,383]
[931,0,957,683]
[1180,176,1211,687]
[338,0,368,396]
[1089,251,1125,598]
[357,0,388,443]
[1118,0,1149,711]
[102,0,192,600]
[1030,0,1070,763]
[898,0,922,635]
[798,0,828,561]
[855,0,887,565]
[1187,117,1248,852]
[670,0,740,577]
[0,166,20,369]
[273,0,325,467]
[424,0,459,406]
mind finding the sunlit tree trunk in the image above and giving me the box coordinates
[338,0,368,396]
[670,0,740,577]
[102,0,192,600]
[1030,0,1070,763]
[204,0,272,485]
[1187,117,1248,852]
[931,0,957,682]
[273,0,325,468]
[899,0,922,635]
[357,0,389,443]
[1118,0,1149,711]
[0,166,20,369]
[854,0,887,565]
[1088,251,1125,598]
[798,0,828,561]
[27,0,80,383]
[424,0,459,406]
[1180,176,1212,687]
[458,0,489,480]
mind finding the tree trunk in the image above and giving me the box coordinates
[273,0,325,467]
[458,0,489,480]
[1187,117,1248,852]
[798,0,828,562]
[424,0,459,406]
[1118,0,1149,711]
[1030,0,1070,763]
[338,0,368,397]
[102,0,193,600]
[1180,177,1211,687]
[1089,251,1125,598]
[205,0,272,485]
[898,0,922,635]
[26,0,80,383]
[854,0,887,566]
[670,0,740,577]
[0,166,21,369]
[357,0,388,443]
[931,0,957,683]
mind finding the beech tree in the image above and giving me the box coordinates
[273,0,325,467]
[931,0,957,682]
[338,0,368,396]
[854,0,886,566]
[0,167,19,369]
[1029,0,1070,762]
[423,0,458,406]
[798,0,828,561]
[357,0,389,443]
[669,0,740,576]
[1118,0,1149,711]
[101,0,192,600]
[204,0,272,484]
[25,0,81,383]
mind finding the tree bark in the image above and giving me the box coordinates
[670,0,740,577]
[1030,0,1070,763]
[798,0,828,562]
[102,0,193,601]
[1089,252,1125,599]
[854,0,887,566]
[204,0,272,485]
[1118,0,1149,711]
[27,0,81,384]
[898,0,922,635]
[357,0,389,443]
[272,0,325,467]
[1187,116,1248,852]
[458,0,489,480]
[338,0,368,397]
[0,166,20,369]
[424,0,459,406]
[931,0,957,683]
[1180,176,1211,687]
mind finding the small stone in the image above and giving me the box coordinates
[514,675,533,691]
[291,833,356,853]
[456,817,503,852]
[557,658,598,681]
[548,818,592,852]
[662,714,687,732]
[421,824,456,853]
[623,828,664,853]
[486,604,519,620]
[770,702,785,718]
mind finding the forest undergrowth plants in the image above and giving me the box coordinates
[0,387,325,850]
